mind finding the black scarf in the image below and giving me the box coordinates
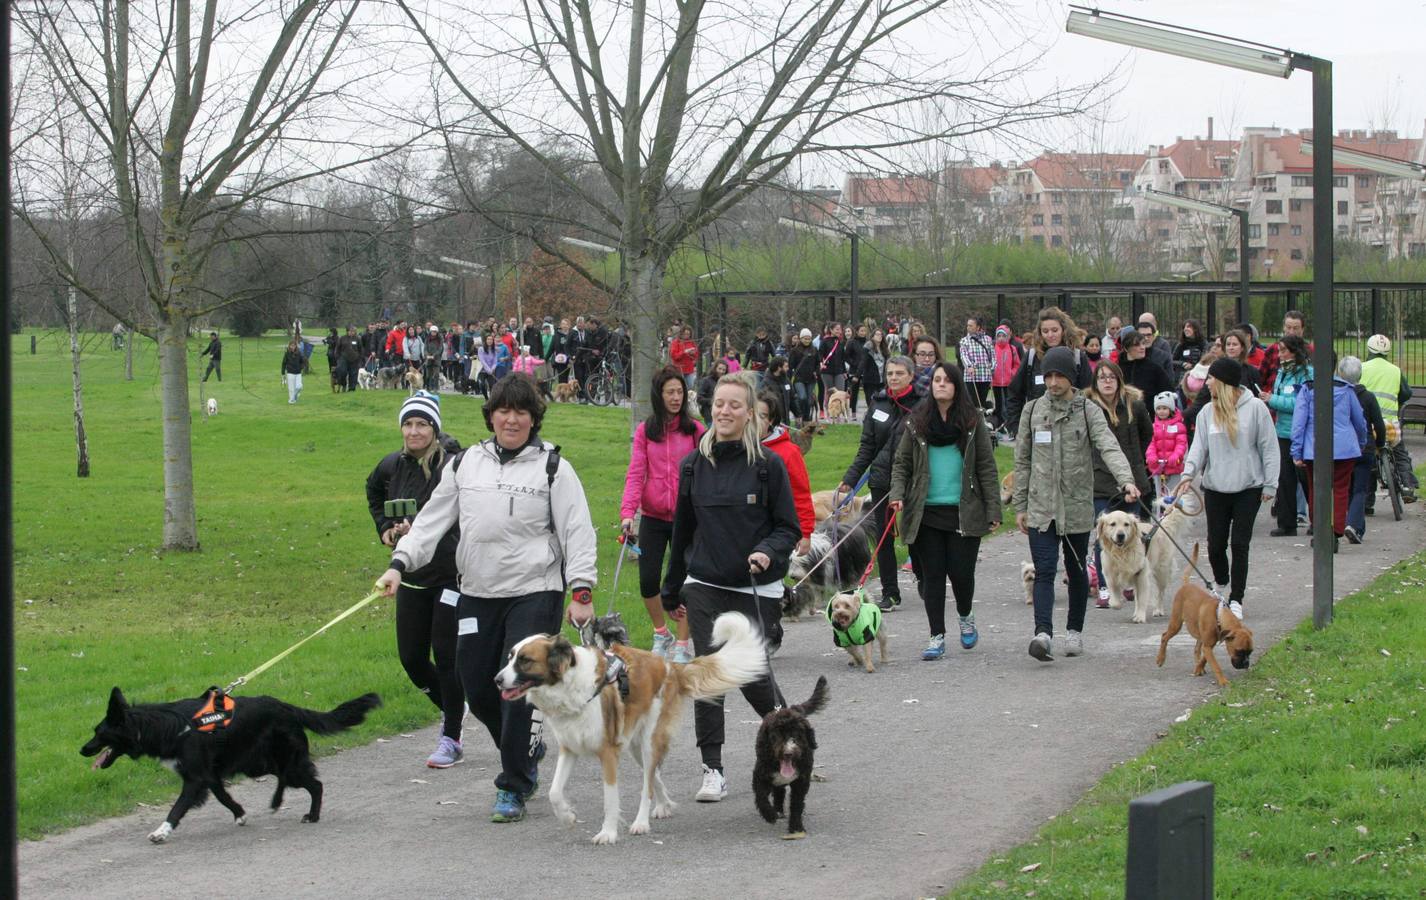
[924,404,964,447]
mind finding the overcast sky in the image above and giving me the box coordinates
[1010,0,1425,158]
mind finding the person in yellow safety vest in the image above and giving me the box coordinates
[1361,335,1418,502]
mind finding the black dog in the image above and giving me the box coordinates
[752,676,828,839]
[80,686,381,843]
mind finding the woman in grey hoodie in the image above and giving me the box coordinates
[1172,358,1278,622]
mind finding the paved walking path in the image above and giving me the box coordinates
[21,475,1426,899]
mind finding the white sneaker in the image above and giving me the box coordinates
[695,765,727,802]
[1228,601,1244,622]
[1063,630,1084,657]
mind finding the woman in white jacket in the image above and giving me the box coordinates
[1172,358,1278,622]
[376,373,598,825]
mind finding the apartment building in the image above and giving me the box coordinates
[840,172,936,239]
[995,152,1146,253]
[1129,136,1240,276]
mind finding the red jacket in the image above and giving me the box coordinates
[620,419,705,521]
[762,426,816,539]
[1145,410,1188,476]
[670,338,699,375]
[500,332,517,355]
[385,330,406,356]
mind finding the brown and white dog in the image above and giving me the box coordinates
[823,390,852,422]
[402,368,424,394]
[495,613,767,844]
[1155,544,1254,686]
[1096,507,1188,624]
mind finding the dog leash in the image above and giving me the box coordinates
[856,509,898,588]
[224,589,383,694]
[749,568,786,709]
[1127,494,1216,591]
[786,492,889,592]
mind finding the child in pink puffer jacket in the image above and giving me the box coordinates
[1146,391,1188,503]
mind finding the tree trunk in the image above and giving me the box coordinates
[124,326,134,380]
[68,280,91,478]
[626,254,665,432]
[158,315,200,550]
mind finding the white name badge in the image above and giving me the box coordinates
[871,409,890,422]
[1283,385,1295,394]
[1034,374,1045,386]
[440,589,460,607]
[1034,430,1052,444]
[458,617,479,635]
[1182,350,1192,356]
[1167,425,1179,434]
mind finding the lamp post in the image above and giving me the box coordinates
[1140,188,1251,324]
[1068,5,1336,629]
[778,217,860,325]
[692,269,727,375]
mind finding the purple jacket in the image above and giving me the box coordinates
[1290,378,1366,461]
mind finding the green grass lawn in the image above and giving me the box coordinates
[949,550,1426,899]
[15,331,945,838]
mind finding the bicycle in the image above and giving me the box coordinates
[584,355,627,407]
[1377,440,1406,522]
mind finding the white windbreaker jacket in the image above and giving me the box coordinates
[392,438,598,597]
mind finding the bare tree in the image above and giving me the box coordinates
[399,0,1096,425]
[14,0,395,549]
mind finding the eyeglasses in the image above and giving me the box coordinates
[914,351,936,359]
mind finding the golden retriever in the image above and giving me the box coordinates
[1155,544,1254,686]
[823,390,852,422]
[1095,507,1187,624]
[553,381,578,403]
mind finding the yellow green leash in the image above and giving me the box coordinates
[224,589,384,694]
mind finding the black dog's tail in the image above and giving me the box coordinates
[789,676,829,717]
[295,693,382,735]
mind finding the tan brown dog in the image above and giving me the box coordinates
[1155,544,1254,687]
[823,390,852,422]
[788,421,827,456]
[810,489,868,525]
[1000,471,1016,507]
[402,368,424,394]
[826,589,888,673]
[553,381,578,403]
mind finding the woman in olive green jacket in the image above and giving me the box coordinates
[890,362,1000,660]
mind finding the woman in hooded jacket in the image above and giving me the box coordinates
[620,366,704,663]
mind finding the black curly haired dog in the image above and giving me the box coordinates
[752,675,828,839]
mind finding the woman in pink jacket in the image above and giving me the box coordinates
[1146,391,1189,504]
[511,345,552,400]
[990,324,1022,430]
[620,365,705,661]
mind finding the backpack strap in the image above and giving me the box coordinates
[545,445,562,533]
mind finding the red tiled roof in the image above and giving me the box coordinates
[941,165,1001,196]
[1027,152,1146,190]
[1160,139,1238,180]
[844,174,935,207]
[1260,133,1424,174]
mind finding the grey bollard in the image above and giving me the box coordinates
[31,335,37,354]
[1125,781,1213,899]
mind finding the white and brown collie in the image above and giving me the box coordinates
[495,612,767,845]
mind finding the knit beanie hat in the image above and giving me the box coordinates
[400,390,442,431]
[1041,346,1077,381]
[799,328,813,339]
[1153,391,1178,412]
[995,325,1011,340]
[1207,357,1243,388]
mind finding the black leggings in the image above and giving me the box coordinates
[684,582,783,771]
[1203,487,1261,605]
[395,584,464,741]
[868,487,900,600]
[909,518,981,636]
[1274,437,1302,530]
[637,515,674,599]
[455,591,563,794]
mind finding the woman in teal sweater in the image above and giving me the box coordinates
[890,362,1000,660]
[1259,334,1312,536]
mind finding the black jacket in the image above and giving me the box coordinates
[819,336,847,378]
[661,441,801,606]
[201,337,222,361]
[1351,384,1388,451]
[1171,337,1207,373]
[1118,356,1175,402]
[337,335,362,365]
[1005,346,1093,435]
[844,337,866,382]
[521,326,543,354]
[281,349,305,375]
[745,337,776,370]
[843,386,922,492]
[789,344,819,384]
[365,434,463,588]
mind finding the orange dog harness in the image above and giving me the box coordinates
[193,687,236,732]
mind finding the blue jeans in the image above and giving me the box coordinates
[1348,452,1374,537]
[1028,525,1090,638]
[793,382,815,421]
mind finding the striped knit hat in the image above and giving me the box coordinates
[399,391,441,431]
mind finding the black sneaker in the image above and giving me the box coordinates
[1269,527,1296,537]
[876,593,899,612]
[1344,525,1362,544]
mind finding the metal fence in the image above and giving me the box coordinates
[698,281,1426,385]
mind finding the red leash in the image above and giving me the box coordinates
[857,509,898,587]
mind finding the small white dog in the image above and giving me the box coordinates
[206,397,218,416]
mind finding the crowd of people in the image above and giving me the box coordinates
[359,301,1418,827]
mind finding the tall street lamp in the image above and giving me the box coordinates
[1140,188,1251,324]
[778,216,860,325]
[1068,5,1337,629]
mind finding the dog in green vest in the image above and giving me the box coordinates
[827,588,889,673]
